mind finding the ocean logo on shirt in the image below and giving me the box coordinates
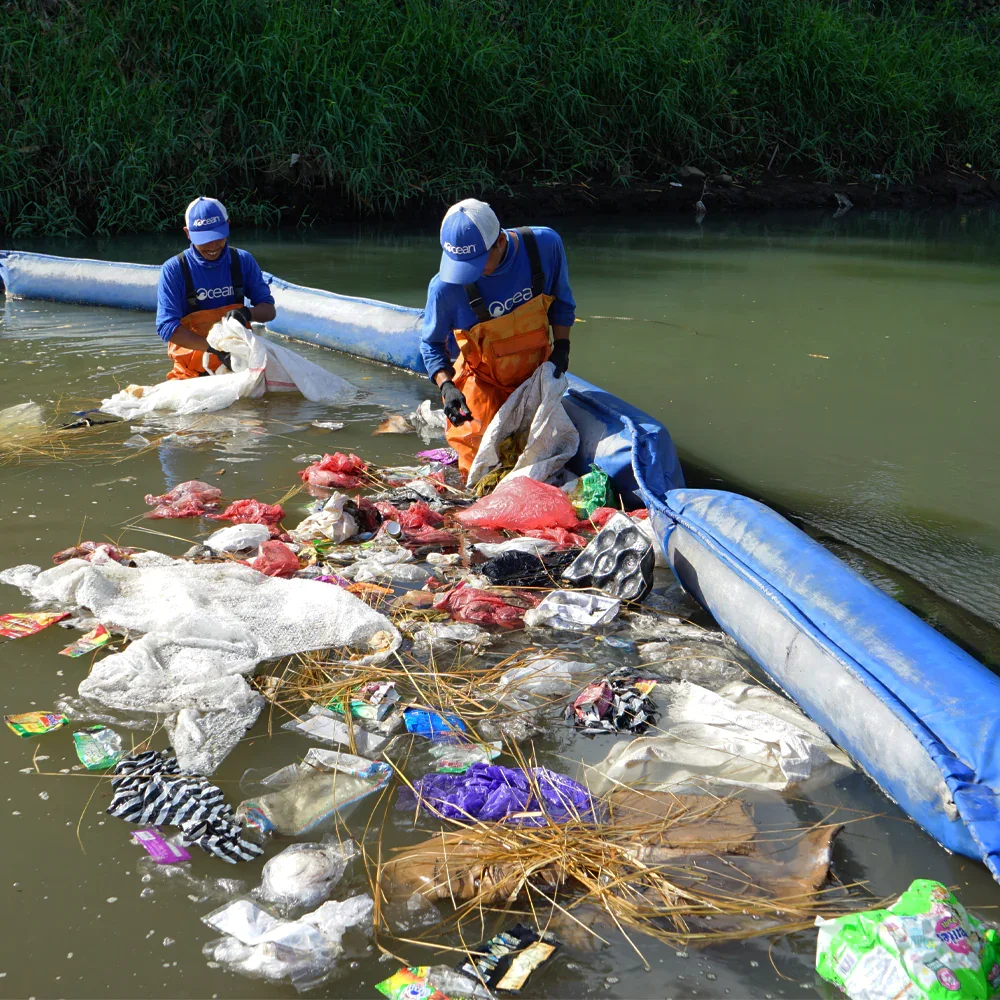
[488,286,533,318]
[195,285,235,302]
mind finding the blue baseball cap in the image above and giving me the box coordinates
[438,198,501,284]
[184,196,230,245]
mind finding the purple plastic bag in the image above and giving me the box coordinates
[416,448,458,465]
[396,763,598,826]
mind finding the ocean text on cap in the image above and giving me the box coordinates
[191,216,223,227]
[443,242,478,255]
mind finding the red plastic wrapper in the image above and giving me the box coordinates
[52,541,136,565]
[298,452,367,489]
[208,499,284,526]
[572,680,614,723]
[455,477,579,531]
[589,506,649,527]
[144,480,222,519]
[523,527,589,548]
[396,502,443,530]
[403,526,459,549]
[372,501,403,522]
[432,581,525,629]
[250,540,300,578]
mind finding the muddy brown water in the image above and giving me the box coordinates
[2,210,999,1000]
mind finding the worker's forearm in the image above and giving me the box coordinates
[251,302,276,323]
[552,324,571,342]
[432,368,455,388]
[168,326,210,352]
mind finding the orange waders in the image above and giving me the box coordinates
[166,247,245,380]
[447,227,554,474]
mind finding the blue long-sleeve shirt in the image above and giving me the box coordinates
[155,245,274,342]
[419,226,576,379]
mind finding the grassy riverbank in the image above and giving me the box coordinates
[3,0,1000,235]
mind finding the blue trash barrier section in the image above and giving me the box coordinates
[3,249,998,879]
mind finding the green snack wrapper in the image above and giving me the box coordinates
[572,464,615,518]
[72,726,123,770]
[816,879,1000,1000]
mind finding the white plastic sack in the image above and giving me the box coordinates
[1,559,399,774]
[467,364,579,489]
[582,680,853,795]
[100,318,359,418]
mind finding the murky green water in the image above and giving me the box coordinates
[2,210,999,1000]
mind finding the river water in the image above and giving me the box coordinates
[1,209,999,999]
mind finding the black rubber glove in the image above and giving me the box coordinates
[440,380,473,425]
[549,339,570,378]
[208,347,232,371]
[224,305,254,328]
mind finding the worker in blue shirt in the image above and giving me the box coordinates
[155,197,276,379]
[419,198,575,473]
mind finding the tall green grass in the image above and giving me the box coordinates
[3,0,1000,235]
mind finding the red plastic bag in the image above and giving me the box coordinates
[403,526,458,548]
[208,499,284,526]
[455,478,579,531]
[250,540,299,578]
[144,480,222,519]
[298,452,367,489]
[432,582,525,629]
[523,527,589,548]
[52,541,136,565]
[589,506,649,528]
[397,502,444,530]
[372,501,403,522]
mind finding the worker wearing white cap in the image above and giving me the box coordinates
[155,197,276,379]
[419,198,576,474]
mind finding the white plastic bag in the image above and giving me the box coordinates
[289,493,358,545]
[467,364,579,488]
[524,590,621,630]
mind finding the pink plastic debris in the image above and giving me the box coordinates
[590,506,649,527]
[402,526,458,548]
[396,502,444,530]
[250,540,300,578]
[52,541,136,565]
[144,480,222,519]
[298,452,367,489]
[455,477,579,531]
[523,527,590,548]
[208,499,284,526]
[432,581,525,629]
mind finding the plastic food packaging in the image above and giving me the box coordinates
[132,827,191,864]
[570,677,658,735]
[205,523,272,554]
[59,623,112,657]
[567,464,616,517]
[523,591,620,630]
[396,762,596,826]
[144,480,223,519]
[251,540,300,578]
[258,839,358,909]
[432,582,528,629]
[201,893,373,991]
[0,611,70,638]
[416,448,458,465]
[5,710,68,736]
[327,681,399,722]
[299,452,367,489]
[429,741,502,773]
[209,498,285,526]
[457,923,560,991]
[563,512,654,602]
[376,966,448,1000]
[816,879,1000,1000]
[73,725,123,769]
[281,706,388,755]
[52,540,136,565]
[456,477,579,531]
[403,708,468,740]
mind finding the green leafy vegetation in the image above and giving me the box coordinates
[3,0,1000,234]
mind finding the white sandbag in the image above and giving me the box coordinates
[1,560,399,774]
[581,680,852,796]
[466,364,579,489]
[100,318,359,418]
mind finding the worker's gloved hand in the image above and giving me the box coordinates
[208,347,232,371]
[440,380,473,425]
[549,339,570,378]
[224,306,254,328]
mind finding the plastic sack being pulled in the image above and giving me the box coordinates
[299,452,367,489]
[816,879,1000,1000]
[396,762,597,826]
[101,318,360,418]
[456,476,580,531]
[144,480,222,519]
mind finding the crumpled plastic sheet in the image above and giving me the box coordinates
[637,640,746,690]
[411,622,492,656]
[456,477,580,531]
[205,523,271,554]
[369,480,446,510]
[251,540,300,578]
[474,537,556,559]
[494,657,600,710]
[432,581,530,629]
[396,762,597,826]
[522,526,589,547]
[581,680,854,795]
[409,399,448,443]
[144,480,222,519]
[109,750,263,863]
[209,498,284,526]
[524,590,620,630]
[480,548,579,588]
[298,452,367,489]
[202,893,373,991]
[374,500,443,530]
[416,448,458,465]
[570,676,658,734]
[52,540,136,565]
[401,525,458,548]
[289,493,358,544]
[257,839,358,911]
